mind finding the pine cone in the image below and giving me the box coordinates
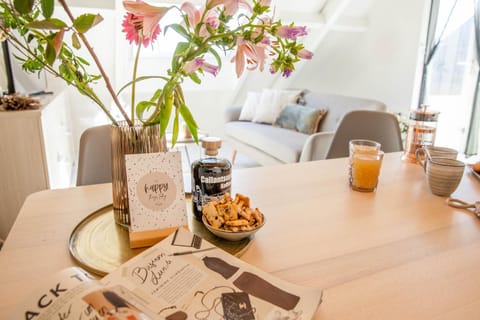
[0,94,41,111]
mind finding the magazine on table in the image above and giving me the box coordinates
[14,228,322,320]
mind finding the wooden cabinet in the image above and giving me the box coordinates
[0,92,74,239]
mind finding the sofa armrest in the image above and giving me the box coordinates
[224,105,243,122]
[299,131,335,162]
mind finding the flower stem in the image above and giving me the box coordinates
[131,36,142,122]
[57,0,133,127]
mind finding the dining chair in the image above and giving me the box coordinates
[325,110,403,159]
[76,125,112,186]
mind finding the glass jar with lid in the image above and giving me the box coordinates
[402,105,440,163]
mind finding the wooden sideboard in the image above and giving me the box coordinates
[0,91,74,239]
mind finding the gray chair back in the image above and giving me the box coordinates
[325,110,403,159]
[76,125,112,186]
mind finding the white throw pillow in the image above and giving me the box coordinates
[252,89,301,124]
[239,91,261,121]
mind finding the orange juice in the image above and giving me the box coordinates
[351,154,383,190]
[348,140,383,192]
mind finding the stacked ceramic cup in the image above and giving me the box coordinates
[415,146,465,196]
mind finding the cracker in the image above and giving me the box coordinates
[202,193,264,232]
[217,203,238,221]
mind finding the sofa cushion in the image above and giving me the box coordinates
[275,103,328,134]
[225,121,308,163]
[239,91,261,121]
[252,89,301,124]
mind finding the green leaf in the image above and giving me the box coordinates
[45,41,56,65]
[135,101,156,120]
[166,23,190,40]
[174,42,190,58]
[189,72,201,84]
[159,92,174,137]
[116,75,168,96]
[14,0,34,14]
[172,42,189,70]
[71,33,81,49]
[208,48,222,70]
[76,56,90,65]
[28,19,67,30]
[150,89,162,102]
[179,103,199,143]
[41,0,54,19]
[73,14,103,34]
[171,107,180,146]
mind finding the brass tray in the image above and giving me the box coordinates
[69,202,253,277]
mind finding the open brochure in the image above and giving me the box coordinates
[15,228,322,320]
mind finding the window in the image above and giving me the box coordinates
[422,0,478,155]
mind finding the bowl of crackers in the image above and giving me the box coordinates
[202,193,265,241]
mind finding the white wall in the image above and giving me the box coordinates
[294,0,430,116]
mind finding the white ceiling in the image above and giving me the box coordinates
[270,0,327,13]
[68,0,375,23]
[272,0,374,18]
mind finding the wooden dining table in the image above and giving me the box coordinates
[1,152,480,319]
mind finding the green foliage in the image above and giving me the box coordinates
[40,0,53,18]
[71,33,81,49]
[13,0,34,14]
[28,18,66,29]
[73,14,103,33]
[165,23,190,41]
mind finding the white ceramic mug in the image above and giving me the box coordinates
[416,146,458,171]
[425,157,465,196]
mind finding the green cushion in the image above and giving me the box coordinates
[275,104,327,134]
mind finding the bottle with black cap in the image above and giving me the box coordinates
[191,137,232,220]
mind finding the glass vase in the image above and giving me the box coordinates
[111,121,167,227]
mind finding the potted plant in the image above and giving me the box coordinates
[0,0,312,225]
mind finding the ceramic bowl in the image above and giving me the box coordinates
[202,215,265,241]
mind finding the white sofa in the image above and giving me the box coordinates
[224,91,387,165]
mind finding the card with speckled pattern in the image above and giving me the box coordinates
[125,151,187,232]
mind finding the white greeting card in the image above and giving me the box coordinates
[125,151,187,236]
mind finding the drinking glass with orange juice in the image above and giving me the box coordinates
[349,140,384,192]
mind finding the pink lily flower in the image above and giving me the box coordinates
[232,38,267,78]
[276,25,308,40]
[123,0,169,40]
[259,0,271,6]
[184,57,219,76]
[122,12,161,47]
[181,2,201,27]
[181,2,219,37]
[206,0,251,16]
[298,48,313,60]
[203,14,219,34]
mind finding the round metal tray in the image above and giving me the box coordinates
[69,202,253,276]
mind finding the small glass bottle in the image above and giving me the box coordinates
[191,137,232,220]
